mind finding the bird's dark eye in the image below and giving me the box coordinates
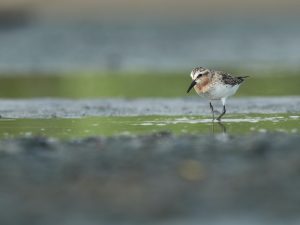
[197,74,202,78]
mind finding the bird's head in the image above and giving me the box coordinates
[187,67,210,93]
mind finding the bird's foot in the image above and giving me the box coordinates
[216,114,225,121]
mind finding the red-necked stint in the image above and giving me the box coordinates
[186,67,249,121]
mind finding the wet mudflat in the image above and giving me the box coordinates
[0,97,299,138]
[0,97,299,118]
[0,97,299,224]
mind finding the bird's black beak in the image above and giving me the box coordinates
[186,80,197,93]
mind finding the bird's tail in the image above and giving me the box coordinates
[237,76,249,83]
[237,76,249,79]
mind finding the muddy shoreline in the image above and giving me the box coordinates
[1,133,300,224]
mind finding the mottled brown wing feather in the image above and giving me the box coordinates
[220,71,246,86]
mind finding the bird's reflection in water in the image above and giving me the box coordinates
[211,121,227,134]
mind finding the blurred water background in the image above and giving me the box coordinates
[1,18,300,72]
[0,1,300,73]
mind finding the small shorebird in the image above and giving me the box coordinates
[186,67,248,121]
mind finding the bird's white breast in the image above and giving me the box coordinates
[209,84,240,100]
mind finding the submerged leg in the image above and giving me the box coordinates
[216,98,227,121]
[209,102,215,121]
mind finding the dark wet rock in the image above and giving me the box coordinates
[0,133,300,224]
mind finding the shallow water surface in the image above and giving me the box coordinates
[0,114,298,138]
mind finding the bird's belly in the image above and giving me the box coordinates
[209,84,240,99]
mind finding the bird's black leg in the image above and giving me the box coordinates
[209,102,215,121]
[216,105,226,121]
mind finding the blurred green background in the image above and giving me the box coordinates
[0,72,299,98]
